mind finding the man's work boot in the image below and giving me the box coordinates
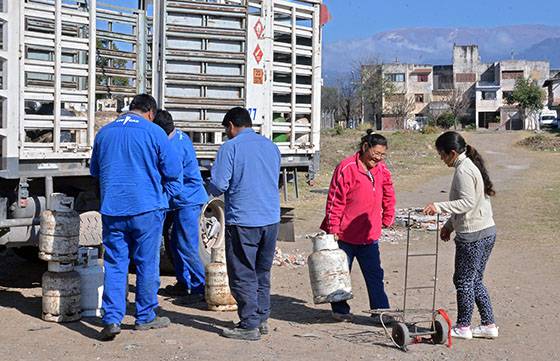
[134,316,171,331]
[162,283,188,297]
[259,321,269,335]
[100,323,121,341]
[221,326,261,341]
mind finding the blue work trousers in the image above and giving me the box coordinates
[225,223,279,330]
[170,204,205,294]
[331,241,390,315]
[101,210,164,325]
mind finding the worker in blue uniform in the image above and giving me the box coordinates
[90,94,182,341]
[153,110,209,300]
[208,107,281,341]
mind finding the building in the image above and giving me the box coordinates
[543,70,560,114]
[363,45,551,130]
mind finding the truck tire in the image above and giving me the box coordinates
[160,197,226,276]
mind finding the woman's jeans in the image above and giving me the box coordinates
[331,241,390,314]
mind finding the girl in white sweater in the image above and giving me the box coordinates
[424,131,499,340]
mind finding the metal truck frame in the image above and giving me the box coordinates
[0,0,322,262]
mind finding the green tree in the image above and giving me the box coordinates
[96,39,130,97]
[506,78,546,130]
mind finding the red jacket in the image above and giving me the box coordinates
[320,152,396,245]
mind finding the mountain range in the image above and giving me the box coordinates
[323,25,560,83]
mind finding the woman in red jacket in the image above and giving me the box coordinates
[320,130,396,323]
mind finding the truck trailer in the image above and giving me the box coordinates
[0,0,323,264]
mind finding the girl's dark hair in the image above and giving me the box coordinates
[435,131,495,196]
[359,129,388,153]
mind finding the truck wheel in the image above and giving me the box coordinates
[160,212,176,275]
[199,197,225,265]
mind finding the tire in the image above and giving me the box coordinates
[160,212,176,275]
[432,316,449,345]
[159,198,226,274]
[391,322,411,349]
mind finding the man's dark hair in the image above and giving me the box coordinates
[153,109,174,135]
[222,107,252,128]
[129,94,157,114]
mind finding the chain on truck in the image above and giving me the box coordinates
[0,0,323,267]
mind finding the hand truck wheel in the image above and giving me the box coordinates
[391,322,411,349]
[431,316,449,344]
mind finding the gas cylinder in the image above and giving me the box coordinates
[75,247,104,317]
[307,233,353,304]
[42,270,81,322]
[205,247,237,312]
[39,210,80,262]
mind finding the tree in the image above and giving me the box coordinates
[384,94,416,129]
[359,62,396,126]
[96,39,130,98]
[443,89,471,129]
[336,73,361,128]
[506,78,546,130]
[321,86,340,128]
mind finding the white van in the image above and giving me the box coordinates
[539,108,558,128]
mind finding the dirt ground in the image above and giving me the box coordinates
[1,131,559,361]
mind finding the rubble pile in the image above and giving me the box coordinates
[394,208,450,231]
[273,247,306,267]
[379,227,405,244]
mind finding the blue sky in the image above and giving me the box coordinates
[322,0,558,43]
[104,0,558,44]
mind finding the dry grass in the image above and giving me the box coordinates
[287,128,445,234]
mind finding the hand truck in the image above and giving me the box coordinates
[366,210,451,351]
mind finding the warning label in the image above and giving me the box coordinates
[253,68,264,84]
[254,19,265,39]
[253,45,264,64]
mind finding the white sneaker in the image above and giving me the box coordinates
[450,325,473,339]
[472,325,499,339]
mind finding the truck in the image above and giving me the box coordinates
[0,0,323,265]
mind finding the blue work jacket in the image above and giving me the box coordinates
[90,112,182,216]
[169,129,208,209]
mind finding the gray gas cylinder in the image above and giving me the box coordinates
[39,210,80,262]
[205,247,237,312]
[42,270,81,322]
[308,233,353,304]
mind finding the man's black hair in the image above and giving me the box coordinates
[153,109,174,135]
[129,93,157,114]
[222,107,252,128]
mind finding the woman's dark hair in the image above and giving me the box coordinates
[435,131,495,196]
[129,93,157,114]
[153,109,174,135]
[359,129,388,153]
[222,107,252,128]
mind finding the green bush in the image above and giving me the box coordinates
[436,112,456,129]
[334,124,344,135]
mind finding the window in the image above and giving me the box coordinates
[417,74,429,82]
[385,73,405,82]
[502,70,524,80]
[456,73,476,83]
[415,94,424,103]
[503,91,513,102]
[481,91,497,100]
